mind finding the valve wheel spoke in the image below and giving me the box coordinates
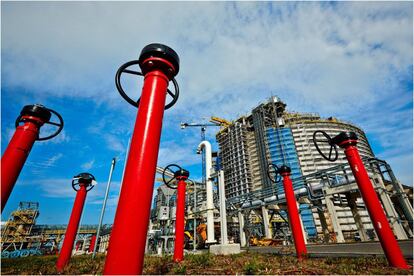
[115,60,179,109]
[313,130,338,162]
[267,163,281,183]
[15,108,64,141]
[162,164,182,189]
[123,69,142,76]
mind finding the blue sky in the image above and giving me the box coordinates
[1,2,412,225]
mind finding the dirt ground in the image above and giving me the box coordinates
[1,252,412,275]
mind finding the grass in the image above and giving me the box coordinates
[1,252,412,275]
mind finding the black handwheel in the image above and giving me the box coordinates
[162,164,182,189]
[115,60,179,109]
[72,173,96,192]
[313,130,338,162]
[15,107,64,141]
[267,163,281,183]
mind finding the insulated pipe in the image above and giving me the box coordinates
[197,140,216,244]
[238,211,246,247]
[218,170,228,244]
[1,104,63,212]
[333,132,408,269]
[56,173,95,271]
[280,166,307,259]
[104,44,180,275]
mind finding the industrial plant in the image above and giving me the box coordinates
[2,96,413,262]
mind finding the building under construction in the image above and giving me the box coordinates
[217,96,413,243]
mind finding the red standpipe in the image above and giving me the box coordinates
[56,173,95,272]
[104,45,180,275]
[1,106,50,212]
[173,174,188,262]
[280,165,307,259]
[89,235,97,252]
[1,121,40,211]
[334,132,408,269]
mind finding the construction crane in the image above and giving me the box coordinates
[180,121,220,185]
[180,117,232,184]
[209,116,231,128]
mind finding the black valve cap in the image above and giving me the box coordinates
[74,172,95,184]
[138,43,180,75]
[279,165,291,174]
[20,104,51,122]
[174,168,189,178]
[331,131,358,145]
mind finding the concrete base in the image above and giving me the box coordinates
[209,243,241,255]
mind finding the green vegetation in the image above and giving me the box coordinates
[1,252,412,275]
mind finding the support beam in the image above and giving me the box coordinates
[238,211,247,247]
[261,206,272,239]
[316,203,331,243]
[325,195,345,243]
[346,193,369,242]
[375,177,408,240]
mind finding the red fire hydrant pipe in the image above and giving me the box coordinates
[280,165,307,259]
[56,184,88,271]
[1,120,41,212]
[89,235,96,253]
[334,132,408,269]
[1,104,63,213]
[173,177,187,262]
[104,45,179,275]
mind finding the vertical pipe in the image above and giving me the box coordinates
[104,71,170,274]
[197,141,216,244]
[218,170,228,244]
[238,211,247,247]
[261,206,272,239]
[117,138,131,203]
[1,122,40,212]
[173,179,186,262]
[280,166,307,259]
[342,144,408,269]
[92,158,116,258]
[89,235,96,252]
[56,185,88,271]
[193,182,197,251]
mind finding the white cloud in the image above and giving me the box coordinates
[26,153,64,176]
[381,152,413,186]
[81,159,95,170]
[2,2,412,184]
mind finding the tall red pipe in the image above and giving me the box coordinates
[56,184,88,271]
[280,165,307,259]
[1,120,41,212]
[89,235,97,252]
[104,45,179,275]
[334,132,408,269]
[173,178,187,262]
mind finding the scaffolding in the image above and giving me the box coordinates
[1,202,39,251]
